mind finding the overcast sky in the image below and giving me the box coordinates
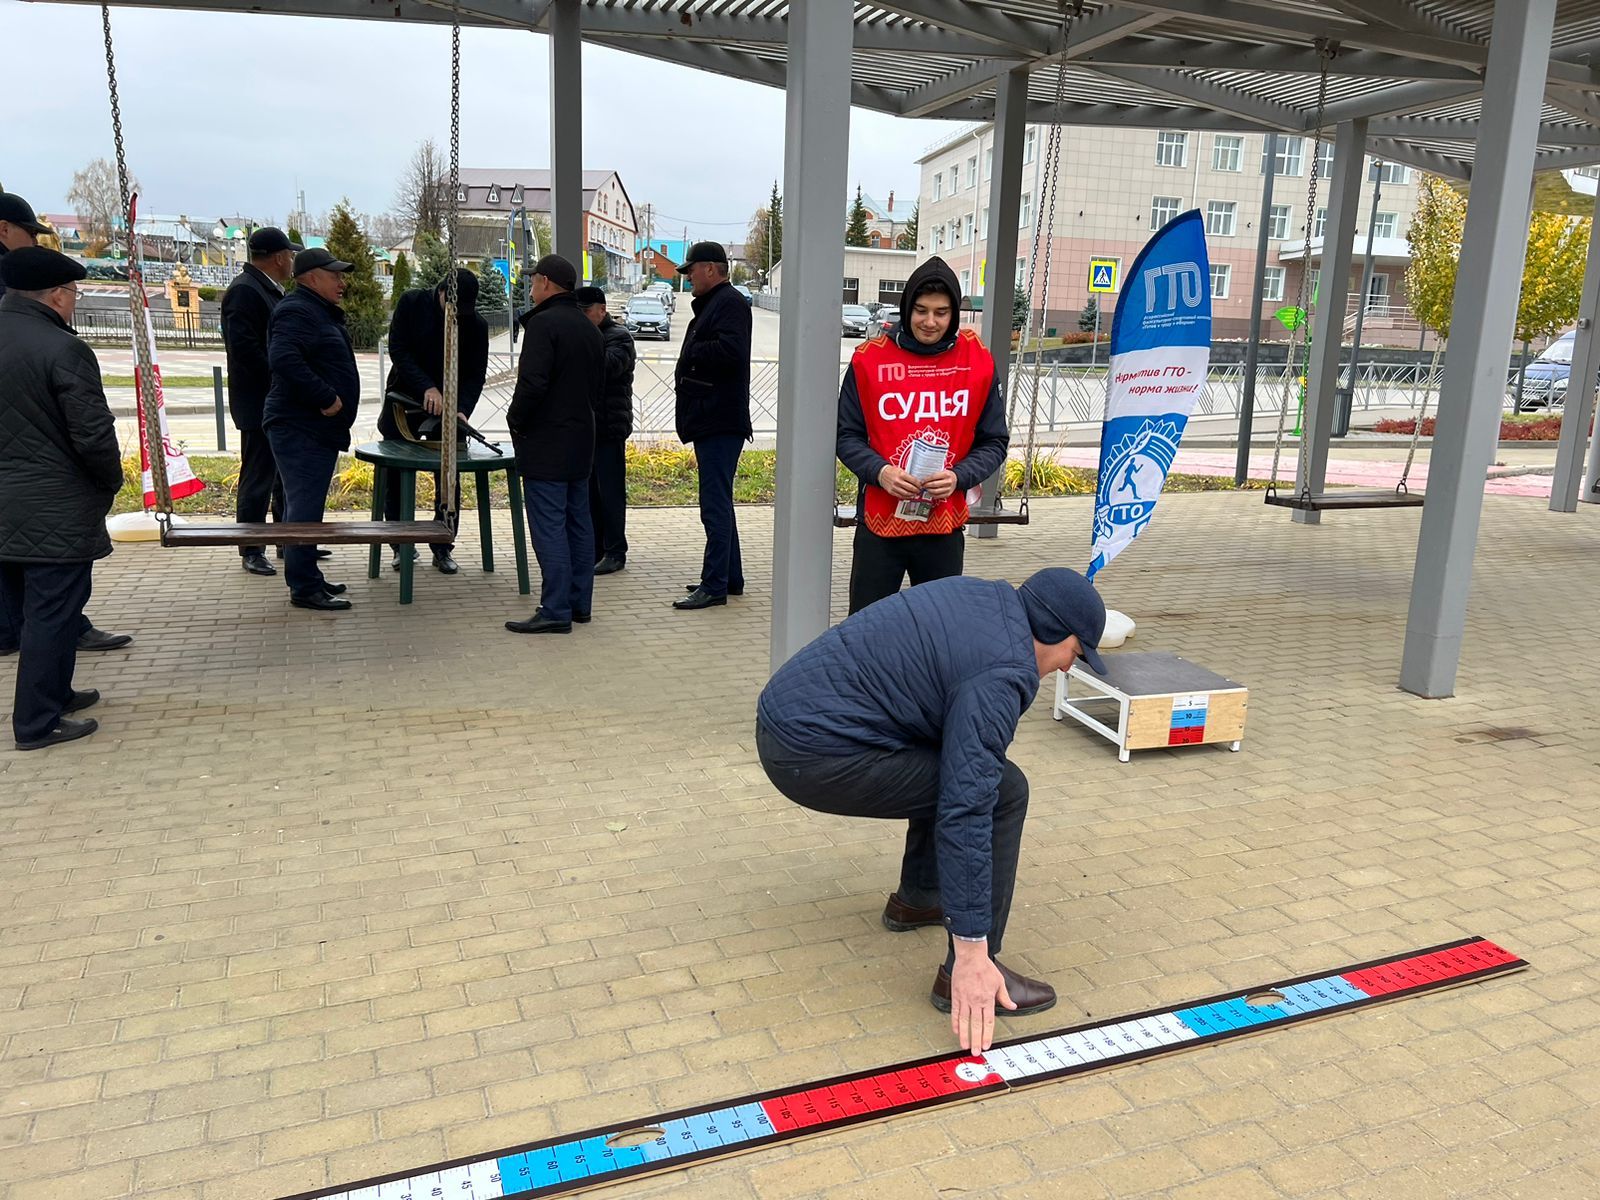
[4,1,953,241]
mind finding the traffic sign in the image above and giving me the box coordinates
[1088,256,1119,293]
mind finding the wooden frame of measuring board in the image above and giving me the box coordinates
[1053,650,1247,763]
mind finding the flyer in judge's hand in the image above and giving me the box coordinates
[894,436,950,522]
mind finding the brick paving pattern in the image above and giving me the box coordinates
[1,493,1596,1199]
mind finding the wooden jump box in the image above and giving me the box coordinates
[1052,650,1247,763]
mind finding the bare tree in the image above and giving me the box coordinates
[394,139,448,240]
[68,157,136,257]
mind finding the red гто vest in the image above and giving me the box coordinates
[853,328,994,537]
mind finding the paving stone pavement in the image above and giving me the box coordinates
[1,493,1597,1200]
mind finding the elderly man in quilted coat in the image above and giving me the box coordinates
[756,567,1109,1054]
[0,248,123,750]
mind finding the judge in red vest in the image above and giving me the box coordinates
[837,258,1010,615]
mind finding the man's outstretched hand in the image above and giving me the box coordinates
[950,938,1014,1053]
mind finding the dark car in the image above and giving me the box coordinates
[842,303,872,339]
[874,306,899,335]
[625,295,672,341]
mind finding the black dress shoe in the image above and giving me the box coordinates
[65,689,101,714]
[321,581,348,595]
[391,547,418,572]
[241,553,277,576]
[505,613,572,634]
[78,627,133,652]
[315,548,333,559]
[573,611,592,624]
[882,893,944,932]
[291,592,352,611]
[673,588,727,611]
[685,582,744,597]
[594,555,626,575]
[433,552,459,575]
[930,959,1057,1017]
[16,717,99,752]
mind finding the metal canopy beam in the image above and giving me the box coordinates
[1368,136,1472,182]
[576,9,1021,58]
[871,0,1059,55]
[1085,64,1307,130]
[1320,82,1484,124]
[1323,0,1472,42]
[1072,37,1479,82]
[1533,145,1600,170]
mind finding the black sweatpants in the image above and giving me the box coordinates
[234,427,285,557]
[756,721,1029,970]
[847,520,965,615]
[1,561,93,743]
[589,437,629,563]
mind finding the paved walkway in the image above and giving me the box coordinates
[1,494,1597,1200]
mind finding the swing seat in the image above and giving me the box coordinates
[160,519,455,548]
[831,505,1030,529]
[1263,488,1425,512]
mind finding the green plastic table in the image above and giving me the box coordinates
[354,439,529,604]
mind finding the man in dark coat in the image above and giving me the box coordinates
[262,248,361,612]
[504,254,605,635]
[672,242,752,611]
[379,269,490,575]
[575,286,635,575]
[0,191,131,657]
[0,248,124,750]
[757,567,1109,1054]
[220,227,300,576]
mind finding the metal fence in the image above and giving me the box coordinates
[75,307,226,349]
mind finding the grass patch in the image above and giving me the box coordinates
[112,445,1266,516]
[103,374,220,389]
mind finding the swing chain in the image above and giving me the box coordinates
[440,21,464,518]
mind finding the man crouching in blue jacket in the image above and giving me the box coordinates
[756,567,1107,1053]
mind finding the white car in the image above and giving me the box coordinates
[645,282,676,314]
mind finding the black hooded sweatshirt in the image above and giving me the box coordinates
[835,256,1009,504]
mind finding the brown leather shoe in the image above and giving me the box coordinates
[882,892,943,932]
[930,958,1057,1017]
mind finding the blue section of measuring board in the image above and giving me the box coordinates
[1169,706,1208,728]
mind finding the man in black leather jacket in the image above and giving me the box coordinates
[576,286,635,575]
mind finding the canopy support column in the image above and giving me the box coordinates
[548,0,585,265]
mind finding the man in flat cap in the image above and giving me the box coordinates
[0,248,125,750]
[262,247,360,612]
[672,241,752,611]
[0,190,132,659]
[221,227,300,577]
[504,254,605,635]
[757,567,1110,1053]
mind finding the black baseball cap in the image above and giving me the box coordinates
[677,241,728,274]
[573,285,607,307]
[248,227,302,256]
[0,192,50,237]
[0,246,87,290]
[532,253,577,291]
[1016,568,1108,674]
[293,247,353,276]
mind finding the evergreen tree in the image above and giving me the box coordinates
[897,203,918,251]
[325,201,387,350]
[412,231,454,293]
[288,226,304,249]
[768,179,783,267]
[846,186,872,247]
[391,251,413,305]
[1013,284,1030,334]
[1078,295,1099,333]
[477,259,509,313]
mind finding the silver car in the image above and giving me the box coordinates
[625,296,672,340]
[645,282,676,314]
[842,303,872,338]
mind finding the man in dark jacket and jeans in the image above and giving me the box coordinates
[220,226,300,576]
[757,567,1109,1054]
[379,270,489,574]
[576,286,635,575]
[672,242,752,610]
[505,255,605,636]
[0,249,124,750]
[263,248,361,612]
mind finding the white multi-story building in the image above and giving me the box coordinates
[917,125,1424,343]
[456,168,639,287]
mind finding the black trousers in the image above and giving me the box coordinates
[847,520,966,615]
[381,467,457,555]
[589,437,629,562]
[235,427,285,557]
[1,561,93,743]
[756,721,1029,969]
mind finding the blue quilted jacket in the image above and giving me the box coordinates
[757,577,1040,937]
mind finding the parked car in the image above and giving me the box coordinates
[733,284,753,304]
[1519,330,1583,408]
[645,281,676,314]
[842,303,872,338]
[874,307,899,335]
[625,295,672,341]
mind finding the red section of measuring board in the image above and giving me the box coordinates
[274,936,1525,1200]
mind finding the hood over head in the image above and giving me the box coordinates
[896,256,963,353]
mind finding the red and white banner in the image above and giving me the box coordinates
[127,195,205,509]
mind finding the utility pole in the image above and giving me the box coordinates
[681,223,689,292]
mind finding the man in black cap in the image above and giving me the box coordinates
[756,566,1109,1054]
[379,269,489,575]
[504,254,605,635]
[263,248,360,612]
[575,286,635,576]
[221,227,301,576]
[672,241,752,611]
[0,190,132,658]
[0,248,124,750]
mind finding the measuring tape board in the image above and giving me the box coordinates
[278,936,1525,1200]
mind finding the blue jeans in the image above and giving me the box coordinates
[694,435,745,597]
[523,478,594,622]
[265,424,339,600]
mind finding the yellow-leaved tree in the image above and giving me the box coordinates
[1405,174,1466,340]
[1512,212,1590,409]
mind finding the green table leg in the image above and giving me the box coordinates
[476,471,495,573]
[399,471,417,605]
[506,470,530,596]
[368,466,386,580]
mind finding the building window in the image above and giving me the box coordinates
[1156,131,1188,168]
[1313,207,1328,239]
[512,186,523,203]
[966,156,978,189]
[961,269,972,294]
[1317,140,1335,178]
[1309,267,1321,299]
[1024,129,1037,164]
[1016,255,1028,284]
[456,188,467,202]
[1372,212,1398,239]
[963,213,974,245]
[1151,195,1182,228]
[1212,135,1243,172]
[1210,263,1231,299]
[980,207,989,239]
[486,188,499,204]
[843,276,860,304]
[1205,201,1238,237]
[1261,136,1304,177]
[1267,204,1292,240]
[933,172,942,202]
[1373,160,1409,185]
[1262,265,1285,302]
[1020,192,1032,228]
[950,163,960,193]
[935,225,945,250]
